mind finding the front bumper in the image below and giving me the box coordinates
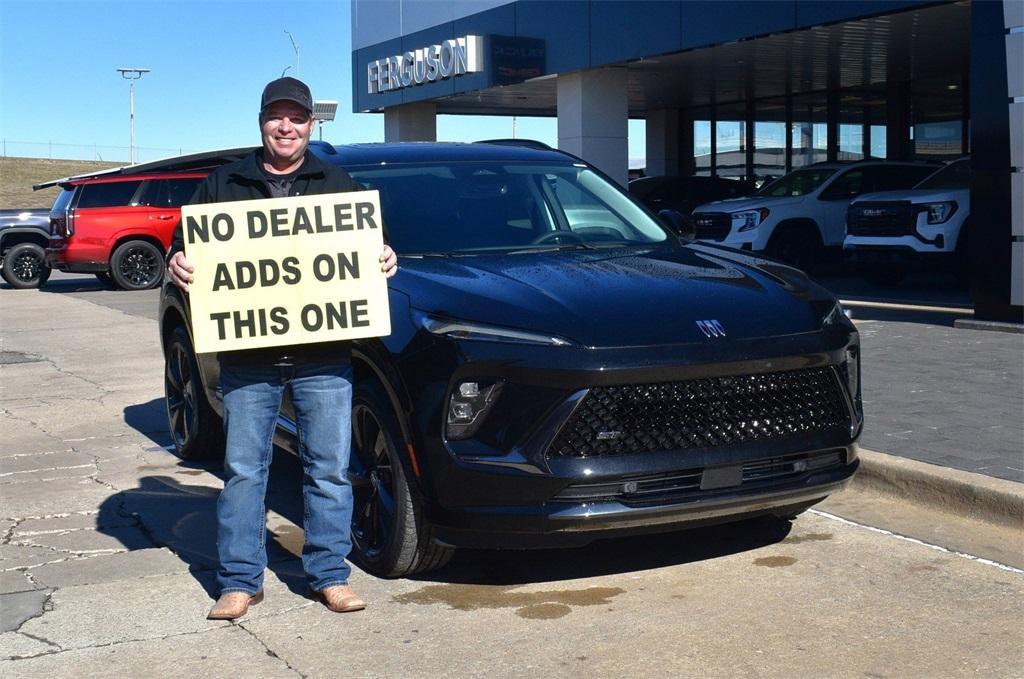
[431,450,858,548]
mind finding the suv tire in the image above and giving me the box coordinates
[111,240,164,290]
[164,325,224,460]
[350,382,454,577]
[2,242,50,289]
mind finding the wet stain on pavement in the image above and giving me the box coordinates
[783,532,833,544]
[175,470,204,476]
[393,584,624,619]
[754,556,798,568]
[517,603,573,619]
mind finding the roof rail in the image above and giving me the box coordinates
[476,138,553,151]
[33,146,256,191]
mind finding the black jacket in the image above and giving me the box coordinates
[172,148,367,366]
[169,148,362,258]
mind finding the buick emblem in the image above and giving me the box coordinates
[696,319,726,339]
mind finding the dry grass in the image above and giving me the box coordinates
[1,157,120,209]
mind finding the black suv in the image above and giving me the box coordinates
[160,141,862,577]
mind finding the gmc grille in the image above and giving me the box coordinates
[847,202,916,237]
[547,366,850,459]
[692,212,731,241]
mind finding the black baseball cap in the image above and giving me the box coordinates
[260,77,313,112]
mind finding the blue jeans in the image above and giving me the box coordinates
[217,360,354,595]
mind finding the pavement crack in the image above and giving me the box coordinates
[16,631,62,652]
[238,622,306,678]
[0,409,65,447]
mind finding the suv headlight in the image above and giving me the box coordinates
[422,316,574,346]
[922,201,957,224]
[732,208,770,232]
[844,345,860,403]
[821,300,849,327]
[446,380,503,439]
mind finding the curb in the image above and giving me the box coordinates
[851,448,1024,528]
[953,318,1024,334]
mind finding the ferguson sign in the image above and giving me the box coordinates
[367,35,483,94]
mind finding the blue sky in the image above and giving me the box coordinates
[0,0,647,164]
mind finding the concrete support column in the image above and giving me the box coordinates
[384,102,437,142]
[646,109,679,177]
[557,68,628,185]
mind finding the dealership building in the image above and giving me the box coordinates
[351,0,1022,322]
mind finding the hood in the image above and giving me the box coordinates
[395,244,832,348]
[853,187,970,204]
[693,195,804,214]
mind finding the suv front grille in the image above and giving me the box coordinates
[547,366,850,459]
[847,202,916,237]
[692,212,731,241]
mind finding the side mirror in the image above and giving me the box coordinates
[659,209,695,240]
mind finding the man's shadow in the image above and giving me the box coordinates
[117,400,795,595]
[98,452,315,598]
[112,400,316,597]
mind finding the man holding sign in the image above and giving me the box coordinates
[167,77,397,620]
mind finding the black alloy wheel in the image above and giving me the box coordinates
[349,383,453,577]
[164,326,223,460]
[111,239,163,290]
[350,402,397,562]
[2,242,50,289]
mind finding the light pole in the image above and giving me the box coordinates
[116,67,150,164]
[284,31,300,78]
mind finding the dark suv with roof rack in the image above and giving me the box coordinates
[160,140,863,577]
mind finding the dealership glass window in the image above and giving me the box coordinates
[911,76,966,161]
[693,118,711,177]
[753,98,787,188]
[839,124,864,161]
[715,112,746,181]
[870,126,887,159]
[790,94,827,168]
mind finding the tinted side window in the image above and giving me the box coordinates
[75,181,144,209]
[872,165,937,191]
[819,170,865,200]
[167,178,202,207]
[50,187,75,217]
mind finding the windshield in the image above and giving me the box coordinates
[914,159,970,191]
[347,162,668,255]
[757,168,837,197]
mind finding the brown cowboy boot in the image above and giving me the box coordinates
[206,591,264,620]
[311,584,366,613]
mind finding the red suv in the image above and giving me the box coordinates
[46,172,207,290]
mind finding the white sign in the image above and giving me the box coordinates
[367,35,483,94]
[182,191,391,354]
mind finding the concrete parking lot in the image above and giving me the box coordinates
[1,274,1022,678]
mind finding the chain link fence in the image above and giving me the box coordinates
[2,140,203,164]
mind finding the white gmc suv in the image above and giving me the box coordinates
[690,161,938,272]
[843,158,970,285]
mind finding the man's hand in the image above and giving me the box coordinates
[167,251,194,292]
[380,244,398,279]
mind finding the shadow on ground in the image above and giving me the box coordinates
[99,441,795,597]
